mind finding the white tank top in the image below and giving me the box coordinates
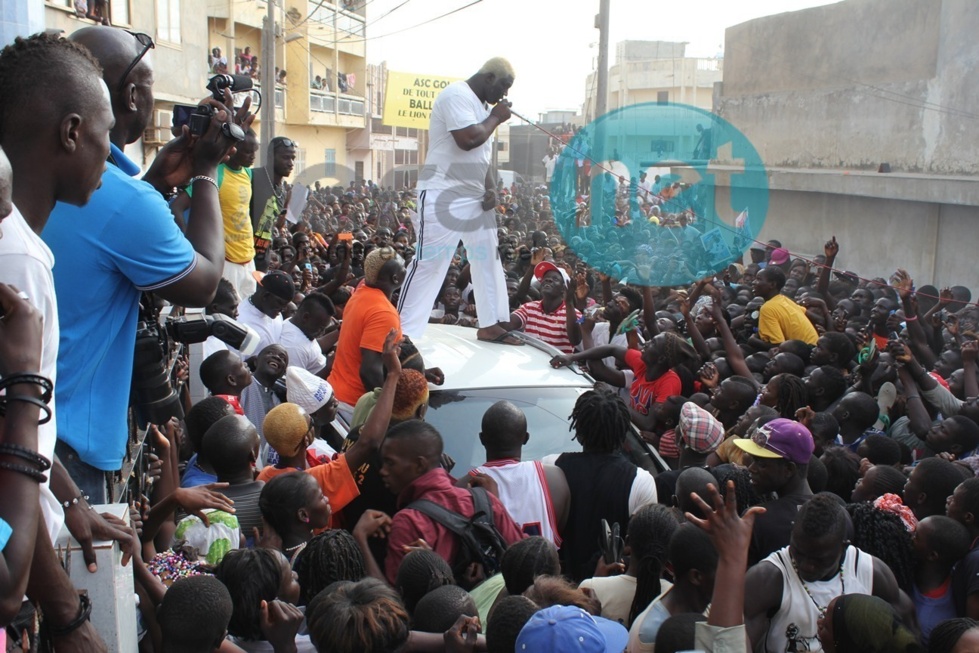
[763,545,874,653]
[472,460,561,546]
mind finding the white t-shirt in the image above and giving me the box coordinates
[0,205,63,541]
[236,297,283,354]
[280,319,327,374]
[417,81,492,196]
[542,155,556,181]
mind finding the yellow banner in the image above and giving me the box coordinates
[382,71,461,130]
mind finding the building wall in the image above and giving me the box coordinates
[712,0,979,292]
[717,0,979,175]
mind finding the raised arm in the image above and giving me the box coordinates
[816,236,838,309]
[345,330,401,471]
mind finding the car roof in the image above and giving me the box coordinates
[415,325,594,391]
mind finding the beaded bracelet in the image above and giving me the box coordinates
[48,594,92,638]
[0,395,52,424]
[0,443,51,471]
[62,494,91,510]
[0,373,53,404]
[0,460,47,483]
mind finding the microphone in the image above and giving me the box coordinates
[206,74,254,100]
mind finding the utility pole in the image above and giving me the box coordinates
[260,0,277,162]
[591,0,610,225]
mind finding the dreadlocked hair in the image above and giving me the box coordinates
[627,504,680,627]
[712,464,764,515]
[772,373,809,419]
[293,529,366,604]
[846,502,915,593]
[0,34,103,138]
[394,549,454,614]
[929,618,979,653]
[569,388,631,453]
[500,536,560,596]
[214,548,283,641]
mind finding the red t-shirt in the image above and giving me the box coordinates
[624,349,682,416]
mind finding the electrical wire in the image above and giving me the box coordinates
[334,0,484,44]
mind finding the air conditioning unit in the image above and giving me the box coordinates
[144,109,174,146]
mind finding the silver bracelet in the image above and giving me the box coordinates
[189,175,218,191]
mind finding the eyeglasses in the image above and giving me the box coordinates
[272,138,298,150]
[117,32,154,92]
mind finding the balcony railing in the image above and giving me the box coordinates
[248,82,284,110]
[310,89,365,117]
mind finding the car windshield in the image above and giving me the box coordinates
[425,387,662,474]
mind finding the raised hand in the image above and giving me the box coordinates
[824,236,839,259]
[381,328,402,377]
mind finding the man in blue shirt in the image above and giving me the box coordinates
[43,27,248,502]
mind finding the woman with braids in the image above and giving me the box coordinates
[928,618,979,653]
[580,504,679,627]
[215,547,311,651]
[293,528,367,605]
[758,372,810,419]
[258,472,333,565]
[846,501,916,594]
[550,332,698,431]
[553,388,659,582]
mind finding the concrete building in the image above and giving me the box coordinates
[346,62,424,190]
[507,110,579,183]
[206,0,367,185]
[713,0,979,290]
[583,40,722,120]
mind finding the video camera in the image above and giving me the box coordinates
[175,74,251,142]
[132,312,260,428]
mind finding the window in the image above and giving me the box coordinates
[354,161,364,182]
[657,90,669,105]
[324,149,336,177]
[112,0,131,26]
[157,0,181,44]
[295,148,306,176]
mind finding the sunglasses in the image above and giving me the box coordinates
[272,138,298,150]
[117,32,155,92]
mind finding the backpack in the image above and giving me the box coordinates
[407,487,507,581]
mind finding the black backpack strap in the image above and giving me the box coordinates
[469,486,494,523]
[406,499,470,536]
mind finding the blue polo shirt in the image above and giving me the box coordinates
[42,143,196,470]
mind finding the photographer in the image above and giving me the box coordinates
[42,27,250,503]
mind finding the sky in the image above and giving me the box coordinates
[364,0,842,119]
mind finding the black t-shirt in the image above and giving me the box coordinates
[748,492,812,566]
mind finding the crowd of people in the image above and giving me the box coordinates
[3,26,979,653]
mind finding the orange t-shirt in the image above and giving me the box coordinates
[256,454,360,528]
[328,285,402,405]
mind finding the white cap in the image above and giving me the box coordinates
[286,366,334,413]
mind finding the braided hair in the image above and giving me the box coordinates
[259,472,317,542]
[928,618,979,653]
[394,549,454,614]
[214,548,284,641]
[293,529,366,604]
[500,536,560,596]
[569,388,631,453]
[772,373,809,419]
[846,502,915,593]
[659,331,698,369]
[711,464,764,515]
[627,504,680,627]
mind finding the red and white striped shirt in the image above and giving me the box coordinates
[513,299,581,353]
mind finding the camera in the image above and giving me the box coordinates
[131,310,260,428]
[178,73,254,141]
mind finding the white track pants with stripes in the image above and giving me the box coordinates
[396,189,510,340]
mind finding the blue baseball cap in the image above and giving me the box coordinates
[515,605,629,653]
